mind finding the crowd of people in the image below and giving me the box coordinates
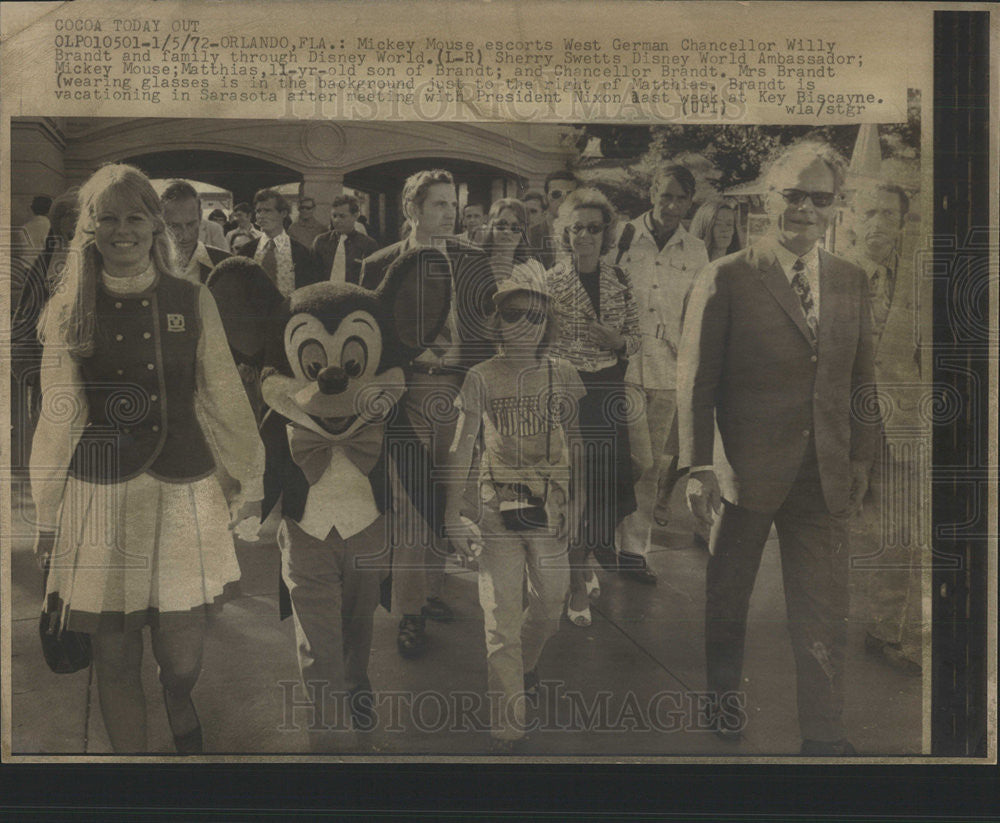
[11,139,921,755]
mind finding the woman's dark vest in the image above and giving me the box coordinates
[68,273,216,484]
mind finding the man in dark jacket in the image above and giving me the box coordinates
[312,194,379,284]
[360,169,495,659]
[241,189,321,296]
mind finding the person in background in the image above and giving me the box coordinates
[530,171,580,269]
[225,202,261,255]
[545,188,641,628]
[161,181,230,284]
[16,195,53,272]
[11,188,80,466]
[458,201,488,244]
[30,163,264,754]
[689,198,744,262]
[207,209,228,228]
[446,266,585,752]
[287,196,328,249]
[198,207,228,251]
[360,168,496,659]
[241,189,321,297]
[613,165,710,582]
[522,190,547,231]
[678,141,878,755]
[845,180,923,676]
[480,198,542,285]
[312,194,379,285]
[355,213,372,239]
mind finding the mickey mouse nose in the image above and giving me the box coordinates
[317,365,349,395]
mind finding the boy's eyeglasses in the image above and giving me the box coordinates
[777,189,836,208]
[499,307,547,326]
[569,223,605,236]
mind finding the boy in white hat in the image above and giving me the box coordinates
[445,263,586,752]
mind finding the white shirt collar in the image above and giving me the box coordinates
[263,230,290,251]
[176,242,213,283]
[102,263,157,295]
[189,241,213,268]
[639,212,691,249]
[771,238,820,282]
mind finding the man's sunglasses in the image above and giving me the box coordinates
[569,223,605,236]
[778,189,837,208]
[499,307,547,325]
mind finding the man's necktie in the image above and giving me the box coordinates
[790,258,819,342]
[330,234,347,283]
[261,238,278,284]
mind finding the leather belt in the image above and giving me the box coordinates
[407,360,453,376]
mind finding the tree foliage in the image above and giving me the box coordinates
[574,106,921,217]
[578,102,920,176]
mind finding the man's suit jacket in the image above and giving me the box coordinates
[360,237,496,369]
[196,244,231,283]
[677,236,879,515]
[312,229,380,285]
[240,235,322,291]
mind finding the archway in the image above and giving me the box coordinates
[119,149,301,208]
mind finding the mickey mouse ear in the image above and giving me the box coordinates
[376,247,452,352]
[206,256,285,361]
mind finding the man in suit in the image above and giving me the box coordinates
[845,181,924,676]
[360,169,495,659]
[312,194,379,284]
[161,180,230,284]
[242,189,321,297]
[678,141,879,755]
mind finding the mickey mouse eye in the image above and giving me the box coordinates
[298,340,328,380]
[341,337,368,378]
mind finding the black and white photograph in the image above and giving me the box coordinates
[0,0,994,786]
[7,113,933,757]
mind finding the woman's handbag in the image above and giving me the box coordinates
[39,558,91,674]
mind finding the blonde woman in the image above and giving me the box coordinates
[31,164,264,753]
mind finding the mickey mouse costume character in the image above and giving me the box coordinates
[258,248,449,752]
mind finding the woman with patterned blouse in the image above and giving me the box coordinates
[545,188,641,627]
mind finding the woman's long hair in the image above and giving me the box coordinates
[688,198,744,261]
[480,198,534,263]
[40,164,175,357]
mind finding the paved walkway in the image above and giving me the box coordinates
[7,477,922,757]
